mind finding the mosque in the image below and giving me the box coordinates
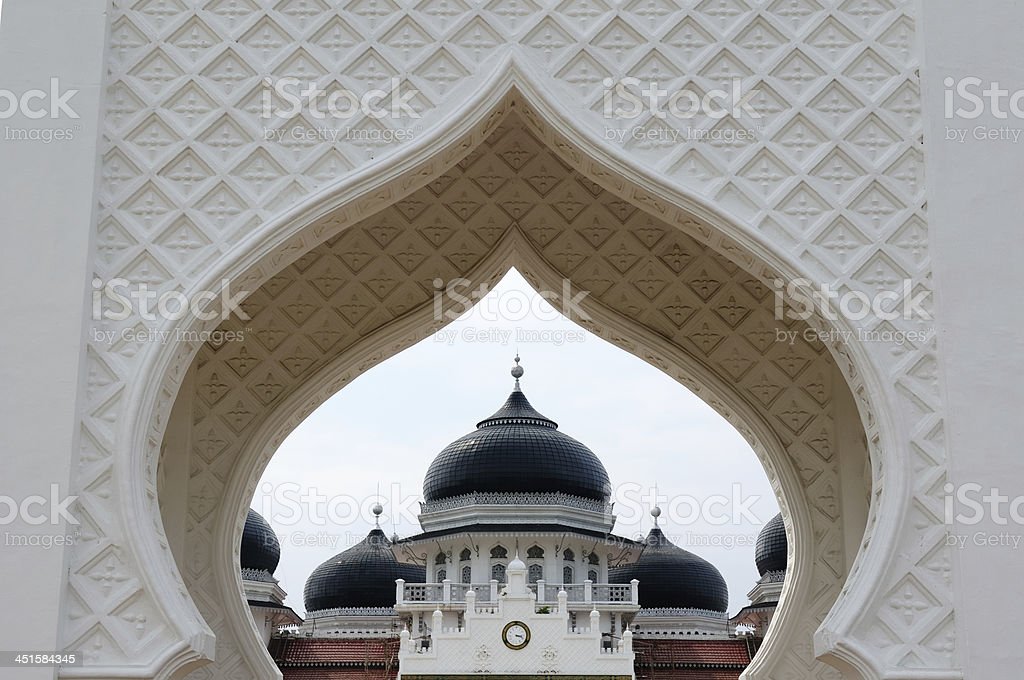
[239,359,788,679]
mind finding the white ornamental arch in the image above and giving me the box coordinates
[66,3,953,679]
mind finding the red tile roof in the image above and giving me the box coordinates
[273,635,754,680]
[636,670,744,680]
[280,670,397,680]
[634,638,754,667]
[271,638,400,667]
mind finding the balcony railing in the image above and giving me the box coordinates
[396,578,638,607]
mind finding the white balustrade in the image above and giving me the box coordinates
[396,580,638,606]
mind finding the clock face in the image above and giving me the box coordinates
[502,621,530,650]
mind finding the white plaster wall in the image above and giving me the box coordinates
[920,2,1024,676]
[0,0,107,675]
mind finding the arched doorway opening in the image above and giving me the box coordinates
[249,267,786,632]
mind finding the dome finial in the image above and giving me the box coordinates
[511,354,524,390]
[651,505,662,527]
[372,501,384,527]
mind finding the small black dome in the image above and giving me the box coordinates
[240,509,280,574]
[423,387,612,502]
[304,528,425,612]
[610,527,728,612]
[755,512,788,576]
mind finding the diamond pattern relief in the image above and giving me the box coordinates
[74,2,948,679]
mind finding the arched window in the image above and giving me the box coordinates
[492,563,507,583]
[461,565,472,584]
[460,548,472,561]
[528,564,543,583]
[527,545,544,559]
[588,552,600,565]
[435,551,447,565]
[437,568,447,582]
[563,548,575,561]
[588,569,598,583]
[490,545,508,559]
[563,565,574,583]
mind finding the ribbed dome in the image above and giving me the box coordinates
[610,527,729,612]
[755,512,788,576]
[304,528,425,612]
[240,509,280,575]
[422,385,612,502]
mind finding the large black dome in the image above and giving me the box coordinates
[304,528,424,612]
[240,509,280,574]
[422,380,612,503]
[610,527,728,612]
[755,512,788,576]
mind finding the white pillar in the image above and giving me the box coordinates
[432,608,443,635]
[396,578,405,605]
[630,578,640,605]
[921,4,1024,678]
[537,579,546,602]
[0,2,108,675]
[584,579,593,604]
[442,578,451,603]
[400,628,411,654]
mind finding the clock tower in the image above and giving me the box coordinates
[396,552,635,679]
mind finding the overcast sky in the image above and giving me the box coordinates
[254,269,779,616]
